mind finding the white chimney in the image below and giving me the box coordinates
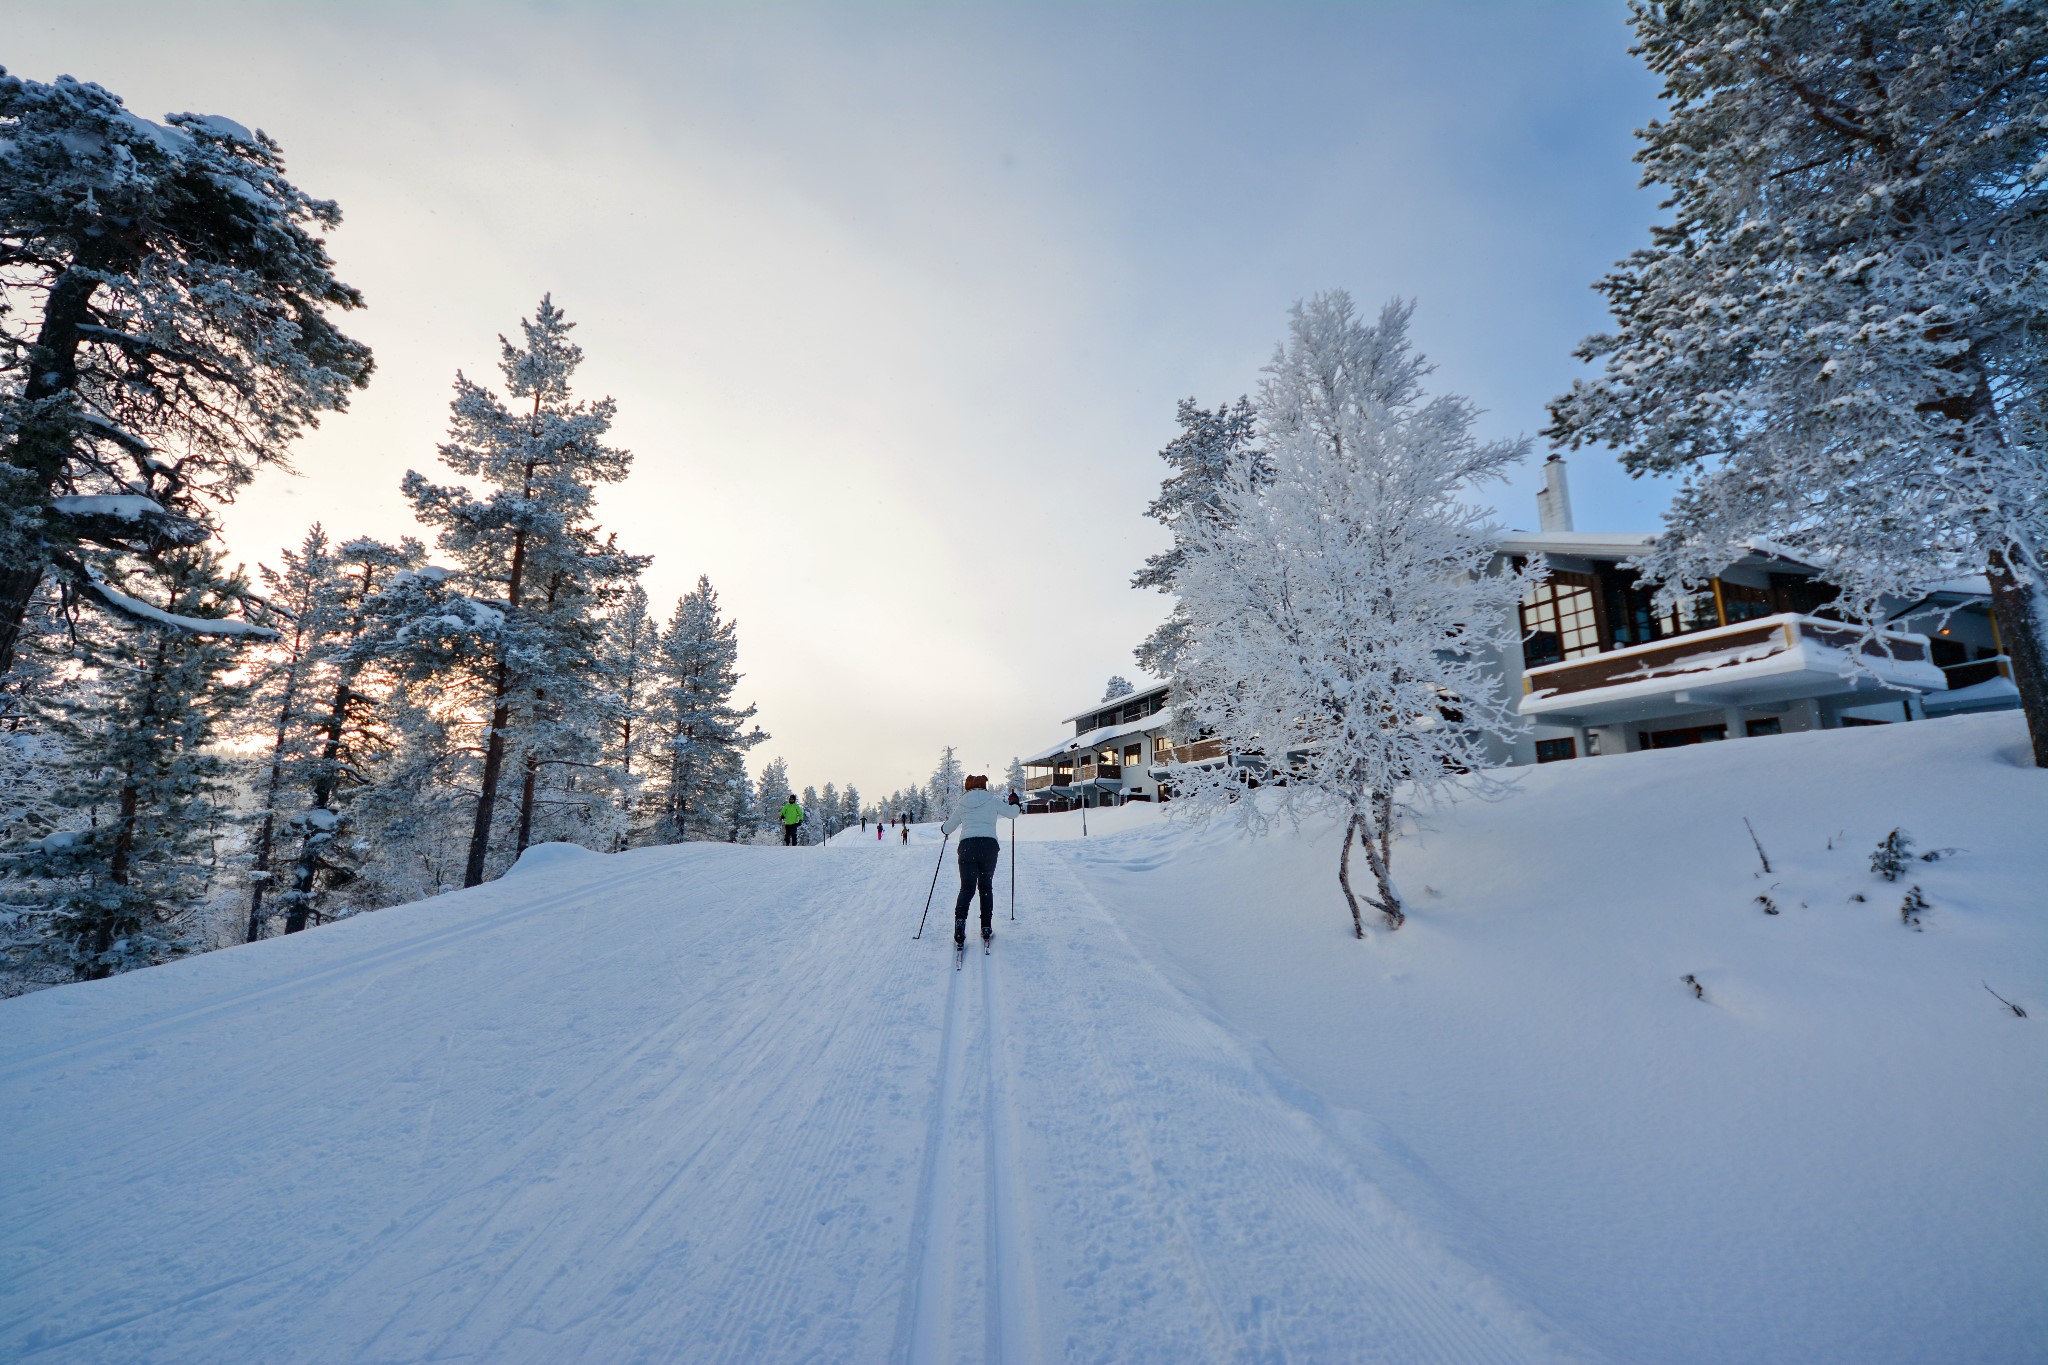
[1536,454,1574,532]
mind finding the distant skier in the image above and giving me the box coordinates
[940,775,1023,948]
[861,814,868,833]
[876,822,884,841]
[780,795,804,847]
[900,824,909,845]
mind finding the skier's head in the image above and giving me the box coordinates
[964,774,988,791]
[787,794,797,804]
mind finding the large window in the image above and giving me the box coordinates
[1124,742,1143,769]
[1601,567,1683,648]
[1719,579,1775,623]
[1520,570,1600,668]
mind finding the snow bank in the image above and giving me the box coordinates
[1074,710,2046,1363]
[502,840,602,878]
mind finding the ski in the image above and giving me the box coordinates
[955,942,964,970]
[982,936,991,955]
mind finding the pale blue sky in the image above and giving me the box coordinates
[8,1,1670,799]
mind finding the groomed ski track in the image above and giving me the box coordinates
[2,834,1574,1363]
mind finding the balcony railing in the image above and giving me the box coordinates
[1024,773,1063,792]
[1942,657,2011,689]
[1523,613,1931,702]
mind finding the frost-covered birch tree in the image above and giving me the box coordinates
[1171,294,1532,936]
[1547,1,2048,765]
[0,70,371,677]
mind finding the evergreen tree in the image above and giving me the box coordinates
[396,297,644,884]
[799,784,820,845]
[1132,398,1263,678]
[263,534,421,935]
[755,756,791,841]
[0,70,372,678]
[650,576,766,843]
[927,745,965,822]
[820,782,842,841]
[597,581,658,845]
[1172,294,1532,935]
[1,548,249,978]
[1101,675,1134,702]
[1547,1,2048,764]
[1003,757,1027,798]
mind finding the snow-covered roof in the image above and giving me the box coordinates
[1022,714,1171,765]
[1058,681,1169,726]
[1495,531,1822,571]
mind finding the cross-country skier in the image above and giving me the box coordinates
[780,794,804,847]
[940,775,1022,948]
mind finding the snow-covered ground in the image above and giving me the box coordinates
[4,714,2043,1362]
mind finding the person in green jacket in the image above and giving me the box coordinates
[780,795,804,846]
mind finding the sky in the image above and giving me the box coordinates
[7,1,1671,802]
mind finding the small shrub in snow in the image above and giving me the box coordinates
[1755,895,1779,916]
[1682,974,1704,1001]
[1900,886,1929,929]
[1871,829,1914,882]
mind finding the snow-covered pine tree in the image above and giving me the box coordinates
[820,783,841,841]
[596,581,657,845]
[242,525,335,941]
[1101,676,1134,702]
[715,756,755,843]
[245,532,422,938]
[1,547,250,978]
[799,785,820,846]
[1171,293,1533,936]
[841,784,862,833]
[397,298,645,884]
[650,576,766,843]
[755,756,791,842]
[1546,2,2048,765]
[927,746,965,822]
[1003,757,1027,799]
[0,70,372,679]
[1132,397,1263,678]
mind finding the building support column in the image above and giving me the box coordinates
[1722,704,1748,739]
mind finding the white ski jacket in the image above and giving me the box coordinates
[940,788,1023,842]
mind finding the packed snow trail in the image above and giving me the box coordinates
[1,836,1567,1363]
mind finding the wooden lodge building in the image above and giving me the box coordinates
[1018,457,2018,807]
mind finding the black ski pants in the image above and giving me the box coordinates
[783,824,799,846]
[953,836,1001,942]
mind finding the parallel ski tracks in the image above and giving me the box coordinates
[894,918,1042,1365]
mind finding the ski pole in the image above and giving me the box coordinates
[1010,819,1016,921]
[914,831,951,940]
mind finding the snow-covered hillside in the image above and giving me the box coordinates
[4,715,2043,1363]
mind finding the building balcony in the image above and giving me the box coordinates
[1520,613,1947,728]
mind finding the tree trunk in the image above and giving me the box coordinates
[1356,802,1406,930]
[1986,542,2048,770]
[0,267,101,681]
[245,811,278,943]
[516,751,538,855]
[1335,813,1367,939]
[461,515,529,888]
[464,686,512,888]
